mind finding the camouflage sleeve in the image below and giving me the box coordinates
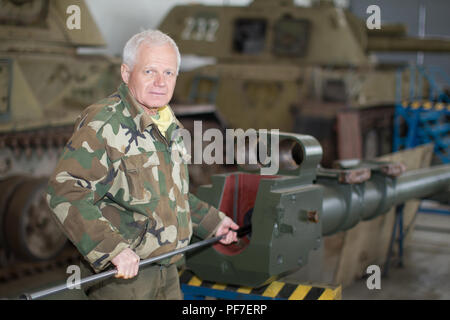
[46,123,129,273]
[189,193,226,239]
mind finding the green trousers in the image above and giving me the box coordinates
[80,260,183,300]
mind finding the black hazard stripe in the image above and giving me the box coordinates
[277,283,298,299]
[179,269,194,284]
[178,270,339,300]
[304,287,325,300]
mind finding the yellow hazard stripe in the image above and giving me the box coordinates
[236,287,253,294]
[262,281,284,298]
[212,283,227,290]
[179,269,341,300]
[288,285,312,300]
[188,275,202,287]
[318,287,340,300]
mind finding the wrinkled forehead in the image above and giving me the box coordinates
[135,42,178,69]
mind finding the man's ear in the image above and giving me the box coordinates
[121,64,131,84]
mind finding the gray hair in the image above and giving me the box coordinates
[122,29,181,74]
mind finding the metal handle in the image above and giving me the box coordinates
[19,224,253,300]
[20,234,226,300]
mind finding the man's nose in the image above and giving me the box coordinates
[153,73,166,87]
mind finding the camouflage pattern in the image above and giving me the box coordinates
[47,83,225,272]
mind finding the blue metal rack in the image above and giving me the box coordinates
[393,66,450,163]
[388,66,450,274]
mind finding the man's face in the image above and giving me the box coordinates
[121,42,178,112]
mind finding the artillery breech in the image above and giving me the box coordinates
[183,133,450,287]
[321,164,450,236]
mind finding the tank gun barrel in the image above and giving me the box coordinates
[395,165,450,204]
[367,37,450,52]
[321,164,450,236]
[187,132,450,287]
[250,0,294,6]
[367,24,408,37]
[366,23,450,52]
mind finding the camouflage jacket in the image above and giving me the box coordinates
[47,83,225,272]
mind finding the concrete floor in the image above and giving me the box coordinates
[343,210,450,299]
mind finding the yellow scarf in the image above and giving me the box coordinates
[151,105,173,137]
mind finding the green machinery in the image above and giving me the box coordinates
[186,131,450,287]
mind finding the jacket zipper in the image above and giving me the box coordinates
[153,124,170,148]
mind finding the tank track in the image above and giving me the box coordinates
[0,246,80,285]
[0,125,73,155]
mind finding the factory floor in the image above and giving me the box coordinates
[343,209,450,300]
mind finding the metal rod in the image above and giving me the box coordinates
[22,235,225,300]
[233,174,239,224]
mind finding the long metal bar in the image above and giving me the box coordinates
[233,174,239,223]
[22,235,225,300]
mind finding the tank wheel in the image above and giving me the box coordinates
[4,177,67,261]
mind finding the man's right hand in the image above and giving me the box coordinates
[111,248,140,279]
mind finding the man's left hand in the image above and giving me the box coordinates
[215,216,239,245]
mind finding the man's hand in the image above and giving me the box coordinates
[215,216,239,245]
[111,248,140,279]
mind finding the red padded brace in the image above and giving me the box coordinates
[213,173,277,255]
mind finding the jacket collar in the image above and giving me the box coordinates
[117,82,183,135]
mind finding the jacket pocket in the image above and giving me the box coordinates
[120,152,161,204]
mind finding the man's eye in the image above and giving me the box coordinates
[145,70,153,74]
[165,71,174,77]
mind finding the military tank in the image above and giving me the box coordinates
[158,0,450,165]
[0,0,121,270]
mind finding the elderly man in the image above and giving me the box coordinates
[46,29,238,300]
